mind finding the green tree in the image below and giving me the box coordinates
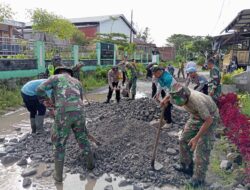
[29,8,86,43]
[0,3,14,22]
[96,32,128,46]
[166,34,193,57]
[142,27,153,43]
[166,34,212,59]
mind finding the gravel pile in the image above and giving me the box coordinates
[1,98,191,187]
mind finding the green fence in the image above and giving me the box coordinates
[0,40,157,79]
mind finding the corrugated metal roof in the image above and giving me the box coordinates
[69,14,122,23]
[25,14,136,34]
[222,9,250,33]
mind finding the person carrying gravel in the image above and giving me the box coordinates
[207,58,221,104]
[169,83,219,188]
[151,66,177,127]
[185,67,208,95]
[105,65,122,103]
[21,79,51,134]
[37,66,95,183]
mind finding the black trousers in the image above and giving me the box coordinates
[164,103,173,124]
[107,82,121,102]
[152,83,166,99]
[194,84,208,95]
[21,92,46,118]
[122,72,126,85]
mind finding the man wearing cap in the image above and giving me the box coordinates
[151,66,177,127]
[185,67,208,95]
[170,83,219,188]
[207,58,221,104]
[125,61,138,100]
[37,66,95,183]
[105,66,122,103]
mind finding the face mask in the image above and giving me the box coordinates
[171,95,187,106]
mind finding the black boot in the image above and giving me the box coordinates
[174,162,193,176]
[85,152,95,170]
[53,159,64,183]
[30,118,36,134]
[104,99,110,104]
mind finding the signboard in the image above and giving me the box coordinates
[100,43,114,59]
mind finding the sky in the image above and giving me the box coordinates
[1,0,250,46]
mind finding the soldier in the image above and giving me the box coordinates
[177,60,185,79]
[125,61,138,100]
[151,66,177,127]
[185,67,208,95]
[170,83,219,188]
[37,66,94,183]
[117,55,128,86]
[207,58,221,104]
[167,63,175,76]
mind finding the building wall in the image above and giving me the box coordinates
[99,18,134,42]
[158,47,176,61]
[78,26,98,39]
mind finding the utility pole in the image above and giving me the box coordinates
[129,10,133,44]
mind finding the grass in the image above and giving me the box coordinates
[209,137,244,185]
[0,85,23,114]
[81,74,107,91]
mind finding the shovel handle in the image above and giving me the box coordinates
[151,103,167,169]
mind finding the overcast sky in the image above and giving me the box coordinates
[2,0,250,46]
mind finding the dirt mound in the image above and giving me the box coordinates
[5,98,190,187]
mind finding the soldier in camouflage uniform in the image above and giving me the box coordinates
[37,66,94,183]
[207,58,221,104]
[170,83,219,188]
[125,61,138,100]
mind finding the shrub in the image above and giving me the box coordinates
[218,93,250,183]
[222,68,245,84]
[197,56,205,66]
[0,85,22,113]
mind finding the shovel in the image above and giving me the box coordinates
[151,104,167,170]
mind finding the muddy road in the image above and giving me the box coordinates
[0,80,184,190]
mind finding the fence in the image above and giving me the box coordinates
[0,39,158,79]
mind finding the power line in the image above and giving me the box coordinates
[211,0,226,34]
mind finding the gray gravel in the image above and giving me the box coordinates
[5,98,190,187]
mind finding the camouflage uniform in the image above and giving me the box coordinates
[125,63,138,97]
[208,66,221,103]
[37,73,91,161]
[180,89,219,181]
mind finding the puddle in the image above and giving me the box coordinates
[0,108,29,135]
